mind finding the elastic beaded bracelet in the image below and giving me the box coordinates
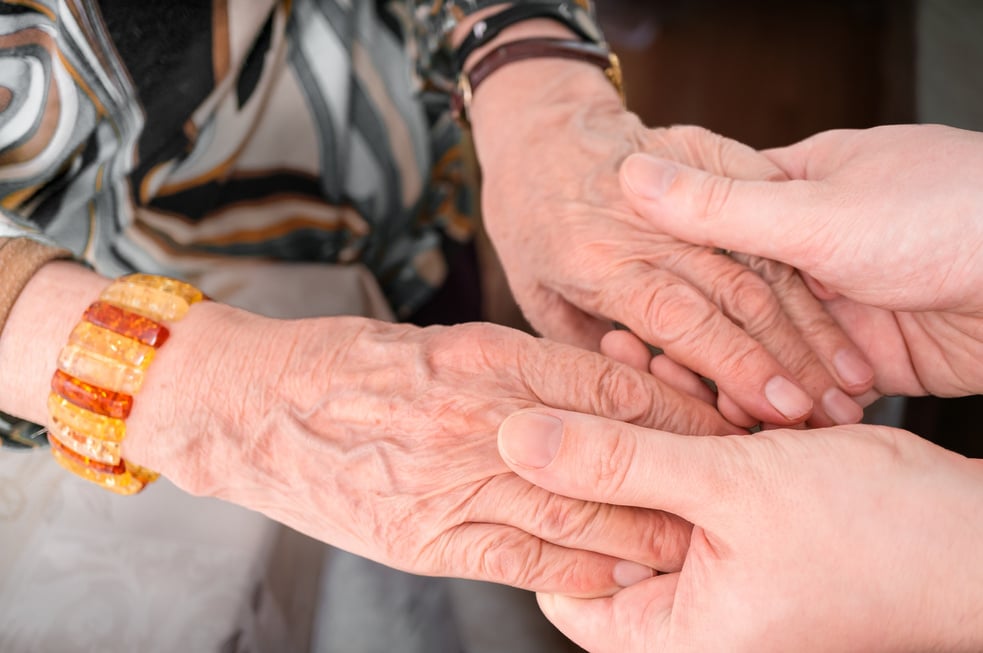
[47,274,204,495]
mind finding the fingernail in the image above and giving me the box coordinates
[613,560,654,587]
[822,388,864,425]
[499,413,563,469]
[833,349,874,389]
[622,154,678,200]
[764,376,813,421]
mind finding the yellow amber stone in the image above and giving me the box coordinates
[47,394,126,442]
[49,417,121,465]
[68,321,155,368]
[101,275,203,322]
[58,343,148,395]
[49,441,147,495]
[121,274,204,305]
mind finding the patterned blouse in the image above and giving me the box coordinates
[0,0,604,447]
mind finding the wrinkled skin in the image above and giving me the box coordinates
[471,61,871,427]
[127,309,735,597]
[498,409,983,652]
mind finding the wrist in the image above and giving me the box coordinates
[120,299,269,494]
[469,57,624,163]
[0,261,107,424]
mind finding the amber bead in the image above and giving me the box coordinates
[101,275,203,322]
[51,370,133,419]
[48,434,125,475]
[84,301,170,348]
[48,437,148,495]
[49,417,121,465]
[58,344,147,395]
[47,394,126,442]
[68,321,156,368]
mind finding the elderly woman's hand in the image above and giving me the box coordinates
[468,59,873,429]
[119,299,736,596]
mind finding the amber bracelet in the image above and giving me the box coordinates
[47,274,204,495]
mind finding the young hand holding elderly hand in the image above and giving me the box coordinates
[619,123,983,398]
[495,123,983,651]
[470,59,874,428]
[498,411,983,653]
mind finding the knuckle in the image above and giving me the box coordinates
[737,253,798,287]
[640,511,693,571]
[474,529,539,588]
[641,281,715,348]
[723,269,786,335]
[592,362,655,421]
[537,492,603,543]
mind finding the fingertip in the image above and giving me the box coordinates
[613,560,655,588]
[832,348,875,392]
[499,411,564,470]
[821,387,865,425]
[620,154,678,201]
[763,375,814,422]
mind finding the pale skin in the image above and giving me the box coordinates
[496,123,983,650]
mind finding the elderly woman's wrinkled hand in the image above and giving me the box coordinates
[123,306,737,596]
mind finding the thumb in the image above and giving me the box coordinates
[619,153,826,269]
[497,409,751,524]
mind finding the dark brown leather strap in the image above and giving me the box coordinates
[454,3,604,72]
[452,38,623,126]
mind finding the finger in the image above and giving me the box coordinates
[520,285,612,351]
[821,298,927,396]
[432,522,654,597]
[601,329,716,405]
[591,265,815,425]
[761,129,862,179]
[718,254,869,426]
[648,354,716,405]
[619,153,830,272]
[498,409,754,522]
[599,329,653,371]
[538,575,677,653]
[733,253,872,395]
[525,336,741,435]
[800,270,840,301]
[468,474,692,572]
[653,247,863,425]
[717,390,757,428]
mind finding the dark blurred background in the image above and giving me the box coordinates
[595,0,981,455]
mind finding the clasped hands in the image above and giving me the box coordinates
[487,122,983,652]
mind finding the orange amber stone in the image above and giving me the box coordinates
[84,301,170,348]
[51,370,133,419]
